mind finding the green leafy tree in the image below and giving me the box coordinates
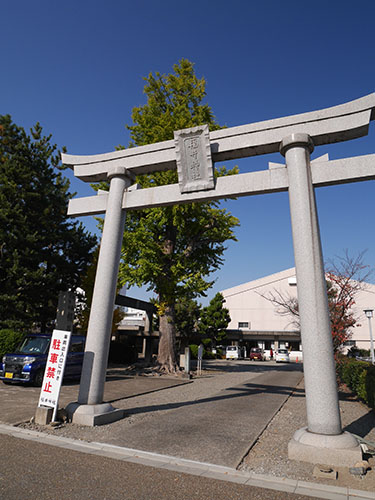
[76,246,124,334]
[117,59,239,372]
[175,297,202,346]
[198,293,231,345]
[0,115,97,331]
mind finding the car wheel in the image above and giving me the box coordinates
[34,369,44,387]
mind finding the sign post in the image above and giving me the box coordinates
[38,329,72,422]
[197,343,204,376]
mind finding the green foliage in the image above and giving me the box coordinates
[112,60,239,371]
[0,329,25,358]
[189,343,199,359]
[175,297,201,343]
[118,60,238,305]
[0,115,97,331]
[188,343,215,360]
[75,246,124,334]
[198,293,231,344]
[127,58,221,146]
[337,357,375,409]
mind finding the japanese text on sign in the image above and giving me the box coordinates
[38,329,71,410]
[184,136,202,181]
[174,124,214,194]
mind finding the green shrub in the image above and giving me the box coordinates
[0,329,25,359]
[189,344,199,359]
[188,344,216,360]
[337,357,375,409]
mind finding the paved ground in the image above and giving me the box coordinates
[0,432,312,500]
[1,361,303,468]
[0,367,190,424]
[1,359,375,499]
[94,367,303,467]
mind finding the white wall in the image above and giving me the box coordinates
[222,268,298,332]
[221,268,375,351]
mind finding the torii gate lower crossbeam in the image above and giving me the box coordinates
[63,94,375,468]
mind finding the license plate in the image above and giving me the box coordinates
[5,372,13,379]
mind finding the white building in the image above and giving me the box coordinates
[221,268,375,355]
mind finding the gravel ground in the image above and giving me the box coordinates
[240,379,375,492]
[18,361,375,493]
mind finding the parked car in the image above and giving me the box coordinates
[275,348,290,363]
[0,333,85,386]
[250,347,264,361]
[225,345,242,360]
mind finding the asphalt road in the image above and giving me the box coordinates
[0,433,312,500]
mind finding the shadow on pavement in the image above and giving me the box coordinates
[124,376,304,417]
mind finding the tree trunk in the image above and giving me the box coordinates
[157,304,179,373]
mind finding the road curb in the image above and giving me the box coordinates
[1,423,374,499]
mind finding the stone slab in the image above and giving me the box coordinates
[289,437,363,468]
[174,124,214,193]
[67,404,125,427]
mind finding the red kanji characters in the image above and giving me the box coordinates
[46,367,56,379]
[49,353,58,364]
[52,339,61,350]
[43,381,52,393]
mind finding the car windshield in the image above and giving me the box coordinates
[15,336,50,355]
[227,346,237,351]
[278,349,288,354]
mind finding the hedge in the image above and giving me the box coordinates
[0,329,25,359]
[337,357,375,409]
[188,344,216,360]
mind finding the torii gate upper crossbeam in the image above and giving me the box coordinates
[62,93,375,181]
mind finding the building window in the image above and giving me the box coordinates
[343,340,356,346]
[238,322,249,329]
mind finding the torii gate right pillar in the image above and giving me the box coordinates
[281,134,362,466]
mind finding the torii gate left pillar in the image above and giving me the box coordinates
[67,166,134,425]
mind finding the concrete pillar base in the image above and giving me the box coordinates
[35,406,53,425]
[288,427,362,467]
[65,402,125,426]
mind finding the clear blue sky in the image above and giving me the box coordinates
[2,0,375,304]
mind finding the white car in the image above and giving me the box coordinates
[275,348,290,363]
[226,346,242,360]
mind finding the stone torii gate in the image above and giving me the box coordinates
[63,94,375,467]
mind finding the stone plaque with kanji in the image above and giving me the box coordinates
[174,124,215,193]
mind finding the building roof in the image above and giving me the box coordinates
[221,268,296,298]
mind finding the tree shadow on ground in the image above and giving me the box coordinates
[109,375,304,414]
[343,411,375,439]
[192,360,303,375]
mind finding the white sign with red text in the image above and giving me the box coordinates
[38,329,71,411]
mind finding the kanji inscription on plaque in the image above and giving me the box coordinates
[174,124,214,193]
